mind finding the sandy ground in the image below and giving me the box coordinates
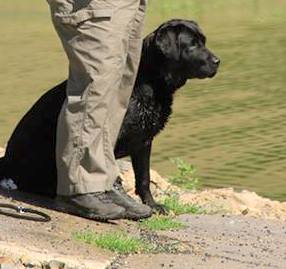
[0,192,116,269]
[121,215,286,269]
[0,192,285,269]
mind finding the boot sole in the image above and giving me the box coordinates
[125,210,153,221]
[55,198,126,221]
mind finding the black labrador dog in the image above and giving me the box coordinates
[0,19,220,213]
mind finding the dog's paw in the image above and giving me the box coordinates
[150,203,168,215]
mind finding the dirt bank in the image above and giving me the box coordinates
[119,160,286,221]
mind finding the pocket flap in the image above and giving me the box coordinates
[56,9,113,25]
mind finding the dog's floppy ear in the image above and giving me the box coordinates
[186,20,206,44]
[154,20,206,61]
[154,25,181,61]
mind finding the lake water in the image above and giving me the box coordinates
[0,0,285,200]
[147,0,286,201]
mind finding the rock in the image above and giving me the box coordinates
[43,260,65,269]
[241,208,249,215]
[117,159,180,199]
[180,188,286,221]
[20,256,42,268]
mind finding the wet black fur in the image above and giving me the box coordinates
[0,19,219,213]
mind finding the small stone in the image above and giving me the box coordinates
[42,260,65,269]
[20,256,40,268]
[241,208,249,215]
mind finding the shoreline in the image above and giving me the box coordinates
[118,159,286,221]
[1,146,286,221]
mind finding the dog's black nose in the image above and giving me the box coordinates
[212,56,220,65]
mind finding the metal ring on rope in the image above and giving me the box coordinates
[0,203,51,222]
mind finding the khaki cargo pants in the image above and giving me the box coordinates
[47,0,147,195]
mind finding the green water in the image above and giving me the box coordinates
[0,0,286,200]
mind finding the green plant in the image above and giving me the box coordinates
[139,215,186,231]
[168,157,200,190]
[161,194,206,215]
[73,230,151,254]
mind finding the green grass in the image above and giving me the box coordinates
[73,230,151,254]
[139,215,186,231]
[161,194,206,215]
[168,158,200,191]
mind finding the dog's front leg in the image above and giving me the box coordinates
[130,140,167,214]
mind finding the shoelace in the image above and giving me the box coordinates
[93,192,114,203]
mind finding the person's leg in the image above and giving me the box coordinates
[47,0,151,219]
[107,0,147,147]
[48,0,139,195]
[104,0,152,219]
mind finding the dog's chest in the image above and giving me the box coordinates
[135,97,172,138]
[120,85,174,145]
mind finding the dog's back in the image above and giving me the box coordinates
[1,81,67,196]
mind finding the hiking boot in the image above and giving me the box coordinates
[109,177,152,220]
[56,192,126,221]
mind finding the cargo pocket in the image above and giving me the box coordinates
[54,8,114,27]
[129,5,146,40]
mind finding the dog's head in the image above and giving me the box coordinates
[153,19,220,80]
